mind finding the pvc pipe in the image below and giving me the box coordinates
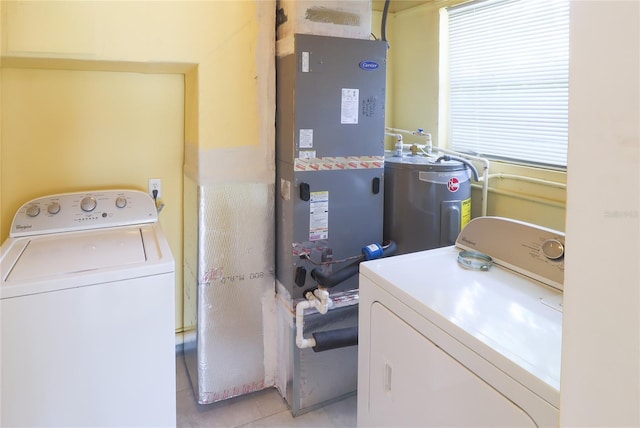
[313,288,331,315]
[385,127,432,153]
[384,128,565,213]
[487,173,566,189]
[470,184,566,208]
[295,288,332,349]
[295,300,315,349]
[383,127,491,215]
[385,133,404,157]
[385,127,426,136]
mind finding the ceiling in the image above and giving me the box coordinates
[371,1,432,13]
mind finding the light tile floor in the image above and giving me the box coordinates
[176,353,357,428]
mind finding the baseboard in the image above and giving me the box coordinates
[175,330,196,354]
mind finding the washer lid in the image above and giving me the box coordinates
[5,228,145,283]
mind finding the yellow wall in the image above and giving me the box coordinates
[378,2,567,231]
[1,68,183,225]
[0,1,269,332]
[0,68,184,295]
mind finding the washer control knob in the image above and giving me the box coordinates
[542,238,564,260]
[80,196,97,212]
[115,196,127,208]
[26,205,40,217]
[47,202,61,215]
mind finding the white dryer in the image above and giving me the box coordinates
[358,217,564,427]
[1,189,176,427]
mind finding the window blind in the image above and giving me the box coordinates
[447,0,569,167]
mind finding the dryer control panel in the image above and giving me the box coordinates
[456,216,565,291]
[11,189,158,237]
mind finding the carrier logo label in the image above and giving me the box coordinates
[447,177,460,192]
[359,60,380,71]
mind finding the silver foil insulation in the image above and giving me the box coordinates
[183,179,276,404]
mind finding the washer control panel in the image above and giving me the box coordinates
[11,189,158,237]
[456,216,565,291]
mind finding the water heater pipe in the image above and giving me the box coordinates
[386,127,433,152]
[435,155,480,181]
[471,173,566,208]
[487,173,566,189]
[385,132,404,156]
[387,130,491,215]
[295,288,332,349]
[424,146,490,216]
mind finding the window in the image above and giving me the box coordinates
[443,0,570,168]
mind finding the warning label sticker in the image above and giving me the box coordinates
[341,88,359,124]
[462,198,472,229]
[309,191,329,241]
[299,129,313,148]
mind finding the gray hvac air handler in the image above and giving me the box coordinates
[276,34,386,298]
[275,34,387,415]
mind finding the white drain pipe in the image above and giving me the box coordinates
[295,288,332,349]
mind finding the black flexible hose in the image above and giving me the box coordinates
[310,241,398,288]
[435,155,480,182]
[382,240,397,256]
[310,259,361,289]
[312,327,358,352]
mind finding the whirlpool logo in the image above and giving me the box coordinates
[359,60,380,71]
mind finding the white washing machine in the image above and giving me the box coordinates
[1,189,176,427]
[358,216,564,427]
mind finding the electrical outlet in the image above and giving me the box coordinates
[149,178,162,199]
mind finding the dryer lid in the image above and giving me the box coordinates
[5,228,146,283]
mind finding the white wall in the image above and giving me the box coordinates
[561,1,640,426]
